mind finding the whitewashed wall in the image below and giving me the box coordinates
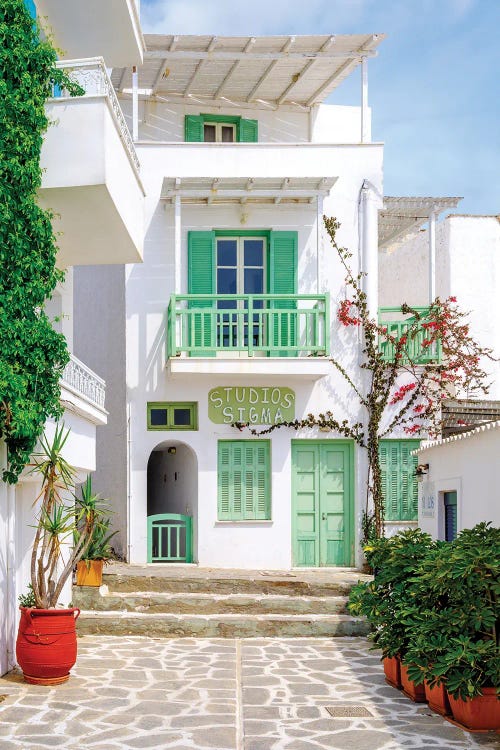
[417,425,500,538]
[119,100,370,145]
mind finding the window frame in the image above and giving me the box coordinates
[147,402,198,431]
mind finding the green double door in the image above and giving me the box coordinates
[292,441,353,567]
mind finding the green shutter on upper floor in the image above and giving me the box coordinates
[185,115,205,142]
[269,231,298,355]
[218,441,271,521]
[379,440,419,521]
[187,231,215,355]
[239,118,258,142]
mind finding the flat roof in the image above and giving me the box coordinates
[112,33,385,110]
[379,196,462,250]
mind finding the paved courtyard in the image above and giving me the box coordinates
[0,636,498,750]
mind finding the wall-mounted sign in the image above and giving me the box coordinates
[420,481,436,518]
[209,386,295,425]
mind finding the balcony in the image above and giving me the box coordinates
[167,294,331,379]
[39,58,144,268]
[36,0,143,68]
[378,307,442,365]
[60,354,107,425]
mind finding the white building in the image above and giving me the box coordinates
[73,29,426,572]
[0,0,144,676]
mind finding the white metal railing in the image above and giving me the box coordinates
[61,354,106,410]
[54,57,140,174]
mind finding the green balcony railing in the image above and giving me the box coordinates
[378,307,442,365]
[167,294,329,358]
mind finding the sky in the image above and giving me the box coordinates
[140,0,500,215]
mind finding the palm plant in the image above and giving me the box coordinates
[29,424,106,608]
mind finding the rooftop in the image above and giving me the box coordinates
[112,33,385,110]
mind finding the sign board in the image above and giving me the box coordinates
[420,481,436,518]
[208,386,295,425]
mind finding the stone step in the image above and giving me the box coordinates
[76,611,370,638]
[100,572,360,597]
[72,587,350,616]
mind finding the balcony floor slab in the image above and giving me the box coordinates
[166,357,331,380]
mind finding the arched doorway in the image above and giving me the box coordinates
[147,441,198,563]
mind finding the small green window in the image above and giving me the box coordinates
[185,114,258,142]
[147,402,198,431]
[218,440,271,520]
[379,440,420,521]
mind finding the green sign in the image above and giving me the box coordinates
[209,386,295,425]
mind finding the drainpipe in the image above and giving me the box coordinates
[174,195,182,294]
[360,180,381,321]
[127,402,132,562]
[316,195,323,294]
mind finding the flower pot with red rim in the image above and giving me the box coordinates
[447,688,500,732]
[425,680,451,716]
[383,656,402,689]
[400,663,427,703]
[16,607,80,685]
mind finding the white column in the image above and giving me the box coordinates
[174,196,182,294]
[132,66,138,142]
[361,56,369,143]
[360,181,380,321]
[428,211,436,304]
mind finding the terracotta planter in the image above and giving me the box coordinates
[76,559,104,587]
[425,680,451,716]
[383,656,402,689]
[400,663,427,702]
[16,607,80,685]
[448,688,500,732]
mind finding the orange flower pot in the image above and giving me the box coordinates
[425,680,451,716]
[383,656,402,689]
[75,559,104,587]
[448,688,500,732]
[400,663,427,702]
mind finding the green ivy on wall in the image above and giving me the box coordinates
[0,0,83,482]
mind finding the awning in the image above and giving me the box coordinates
[112,33,384,110]
[161,176,337,205]
[379,196,462,250]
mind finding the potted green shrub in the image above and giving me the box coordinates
[406,524,499,729]
[16,425,108,685]
[349,529,436,698]
[75,480,117,586]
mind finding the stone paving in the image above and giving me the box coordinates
[0,636,498,750]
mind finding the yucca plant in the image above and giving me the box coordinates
[29,424,107,608]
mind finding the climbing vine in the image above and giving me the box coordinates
[235,216,494,538]
[0,0,83,482]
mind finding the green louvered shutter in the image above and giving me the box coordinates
[400,442,418,520]
[188,231,215,356]
[185,115,205,142]
[269,231,297,356]
[218,441,270,520]
[379,440,419,521]
[239,118,258,142]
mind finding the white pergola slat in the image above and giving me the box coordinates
[111,33,385,109]
[160,176,337,204]
[379,196,463,250]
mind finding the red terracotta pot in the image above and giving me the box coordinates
[425,680,451,716]
[448,688,500,732]
[16,607,80,685]
[400,663,427,703]
[383,655,402,689]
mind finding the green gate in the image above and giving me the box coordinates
[147,514,193,563]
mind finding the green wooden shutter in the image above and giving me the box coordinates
[218,441,270,520]
[185,115,205,142]
[269,231,298,356]
[188,231,215,356]
[239,118,258,142]
[379,440,419,521]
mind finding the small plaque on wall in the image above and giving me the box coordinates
[208,386,295,425]
[421,481,436,518]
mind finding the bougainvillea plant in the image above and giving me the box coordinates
[0,0,83,482]
[236,216,494,537]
